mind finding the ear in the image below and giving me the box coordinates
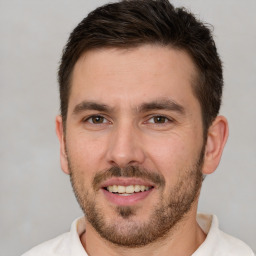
[55,115,70,175]
[202,115,229,175]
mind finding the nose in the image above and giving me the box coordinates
[106,122,146,168]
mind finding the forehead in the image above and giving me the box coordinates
[69,45,199,111]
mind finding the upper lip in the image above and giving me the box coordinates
[100,177,155,188]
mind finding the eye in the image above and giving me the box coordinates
[147,116,170,124]
[85,115,109,124]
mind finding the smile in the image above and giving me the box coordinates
[105,185,152,195]
[101,178,155,206]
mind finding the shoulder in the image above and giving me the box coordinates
[21,232,71,256]
[217,230,255,256]
[21,217,87,256]
[196,214,254,256]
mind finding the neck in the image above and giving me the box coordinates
[80,206,206,256]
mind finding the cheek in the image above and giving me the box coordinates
[66,133,107,173]
[145,135,198,183]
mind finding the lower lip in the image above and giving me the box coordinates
[102,188,153,206]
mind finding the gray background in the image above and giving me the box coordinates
[0,1,255,255]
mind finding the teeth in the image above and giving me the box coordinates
[112,185,118,193]
[108,186,113,192]
[106,185,151,194]
[118,186,126,193]
[125,185,134,193]
[134,185,141,192]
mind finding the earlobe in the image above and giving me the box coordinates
[55,115,70,175]
[202,115,229,175]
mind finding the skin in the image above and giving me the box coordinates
[56,45,228,256]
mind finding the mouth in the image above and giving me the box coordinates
[104,184,153,196]
[100,178,155,206]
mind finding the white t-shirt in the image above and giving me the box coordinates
[22,213,254,256]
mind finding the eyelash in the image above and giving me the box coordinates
[83,115,110,124]
[146,115,173,125]
[82,114,173,126]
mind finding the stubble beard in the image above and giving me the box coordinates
[68,148,204,248]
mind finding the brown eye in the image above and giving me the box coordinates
[153,116,167,123]
[147,116,169,124]
[87,116,107,124]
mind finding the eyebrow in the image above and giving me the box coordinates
[72,101,113,115]
[137,99,185,115]
[72,98,185,116]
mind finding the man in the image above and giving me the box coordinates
[22,0,254,255]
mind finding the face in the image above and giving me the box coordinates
[60,45,206,247]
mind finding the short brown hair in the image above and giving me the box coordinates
[58,0,223,136]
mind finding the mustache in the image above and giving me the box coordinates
[92,165,166,191]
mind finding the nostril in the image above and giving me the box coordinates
[108,159,142,169]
